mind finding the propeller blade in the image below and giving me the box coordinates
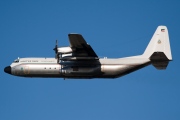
[53,40,58,53]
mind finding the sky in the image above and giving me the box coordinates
[0,0,180,120]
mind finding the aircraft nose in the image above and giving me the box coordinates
[4,66,11,74]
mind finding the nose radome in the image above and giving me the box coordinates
[4,66,11,74]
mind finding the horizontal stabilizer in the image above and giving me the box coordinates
[151,61,169,70]
[150,52,169,69]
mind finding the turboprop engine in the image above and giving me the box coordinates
[53,40,74,63]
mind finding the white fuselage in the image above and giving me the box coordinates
[8,56,151,79]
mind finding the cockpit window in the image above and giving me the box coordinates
[13,59,19,63]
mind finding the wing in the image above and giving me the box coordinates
[68,34,98,59]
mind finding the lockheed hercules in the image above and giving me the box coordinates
[4,26,172,79]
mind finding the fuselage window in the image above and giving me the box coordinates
[13,59,19,63]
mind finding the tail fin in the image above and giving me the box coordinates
[143,26,172,69]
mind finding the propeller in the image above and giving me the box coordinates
[53,40,58,53]
[53,40,63,64]
[53,40,58,59]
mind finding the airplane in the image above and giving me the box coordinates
[4,26,172,79]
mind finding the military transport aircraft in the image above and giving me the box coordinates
[4,26,172,79]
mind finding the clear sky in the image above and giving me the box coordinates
[0,0,180,120]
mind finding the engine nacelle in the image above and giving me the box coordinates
[62,53,72,58]
[57,47,73,54]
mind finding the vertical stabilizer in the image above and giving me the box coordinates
[143,26,172,69]
[143,26,172,60]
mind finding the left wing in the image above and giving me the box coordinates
[68,34,98,58]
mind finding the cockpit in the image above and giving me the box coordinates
[13,58,19,63]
